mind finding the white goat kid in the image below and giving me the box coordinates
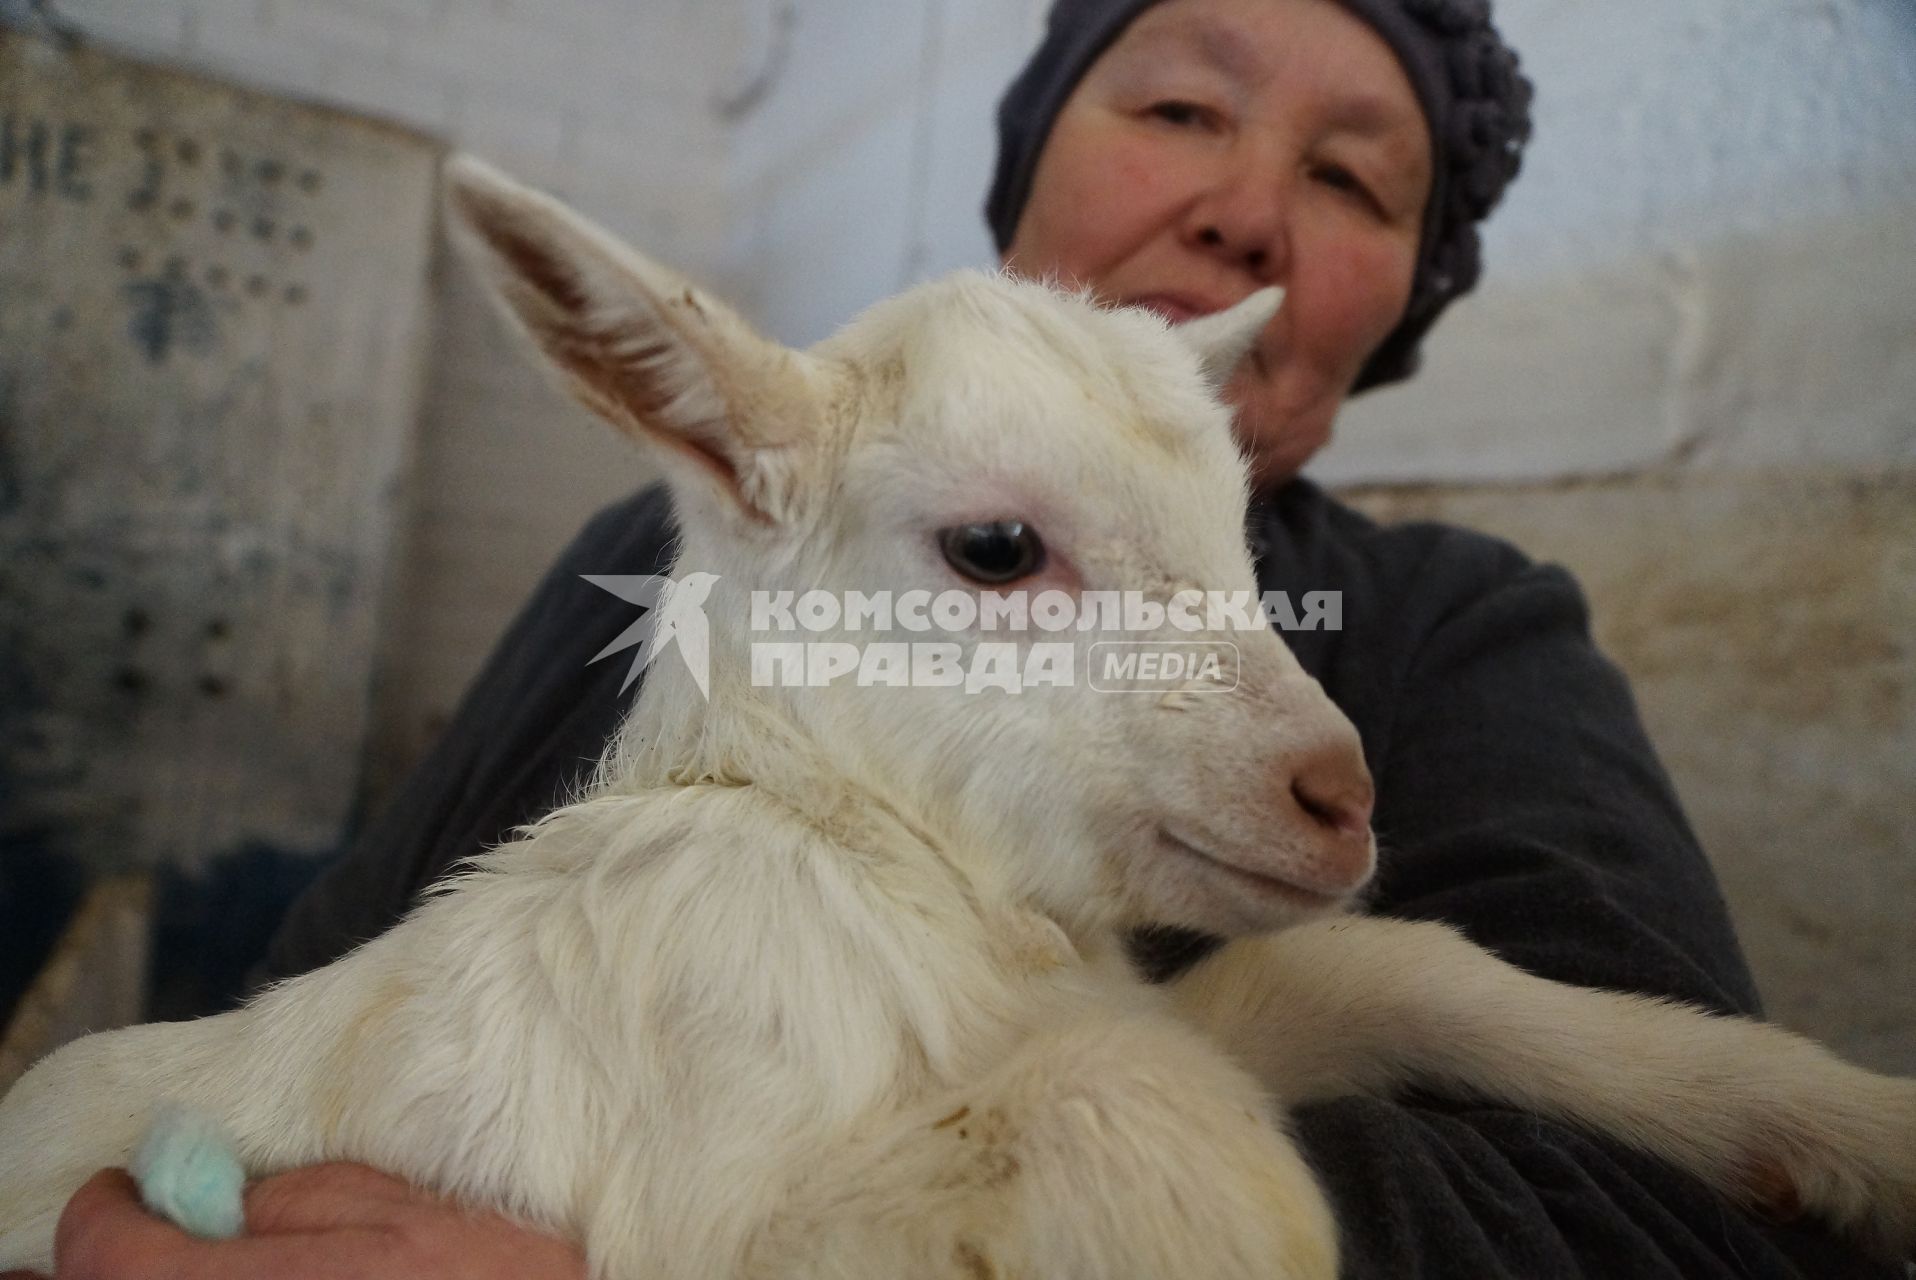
[2,155,1913,1278]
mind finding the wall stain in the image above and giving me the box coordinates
[0,370,21,518]
[122,264,219,364]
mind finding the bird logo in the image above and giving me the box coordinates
[580,572,720,700]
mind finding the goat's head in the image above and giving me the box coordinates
[446,155,1373,939]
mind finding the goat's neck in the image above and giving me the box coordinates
[586,563,1105,948]
[590,569,935,842]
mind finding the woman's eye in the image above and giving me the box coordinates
[1147,100,1214,129]
[937,521,1046,585]
[1313,164,1383,215]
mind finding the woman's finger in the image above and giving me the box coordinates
[47,1163,585,1279]
[51,1168,386,1280]
[52,1169,198,1278]
[239,1162,421,1235]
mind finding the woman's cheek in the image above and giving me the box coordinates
[1017,119,1152,279]
[1097,131,1191,221]
[1313,237,1416,367]
[1111,148,1161,200]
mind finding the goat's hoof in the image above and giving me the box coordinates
[1743,1075,1916,1259]
[1739,1156,1804,1225]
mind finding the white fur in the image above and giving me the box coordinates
[2,156,1911,1276]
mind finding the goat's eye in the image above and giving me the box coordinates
[937,521,1045,585]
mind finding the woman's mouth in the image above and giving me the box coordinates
[1124,293,1220,325]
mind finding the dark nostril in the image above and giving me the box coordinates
[1290,767,1374,841]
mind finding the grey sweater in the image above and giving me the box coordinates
[254,480,1898,1279]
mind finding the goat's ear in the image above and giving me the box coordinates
[443,154,833,525]
[1176,288,1284,390]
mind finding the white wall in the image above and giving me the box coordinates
[723,0,1044,340]
[1324,0,1916,482]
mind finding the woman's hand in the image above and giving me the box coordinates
[2,1163,587,1280]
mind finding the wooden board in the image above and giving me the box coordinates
[0,32,440,873]
[0,874,151,1093]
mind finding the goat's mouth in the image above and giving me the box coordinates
[1154,828,1347,911]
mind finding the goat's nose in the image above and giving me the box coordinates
[1288,742,1375,842]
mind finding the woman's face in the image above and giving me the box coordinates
[1004,0,1432,489]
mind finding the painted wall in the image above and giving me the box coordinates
[10,0,749,778]
[0,33,438,875]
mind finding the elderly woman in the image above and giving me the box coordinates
[22,1,1900,1278]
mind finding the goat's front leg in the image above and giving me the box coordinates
[743,1005,1338,1280]
[1168,917,1916,1258]
[0,1015,258,1271]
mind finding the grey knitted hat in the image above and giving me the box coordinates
[986,0,1533,393]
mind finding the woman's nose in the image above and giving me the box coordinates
[1195,224,1274,275]
[1183,147,1291,281]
